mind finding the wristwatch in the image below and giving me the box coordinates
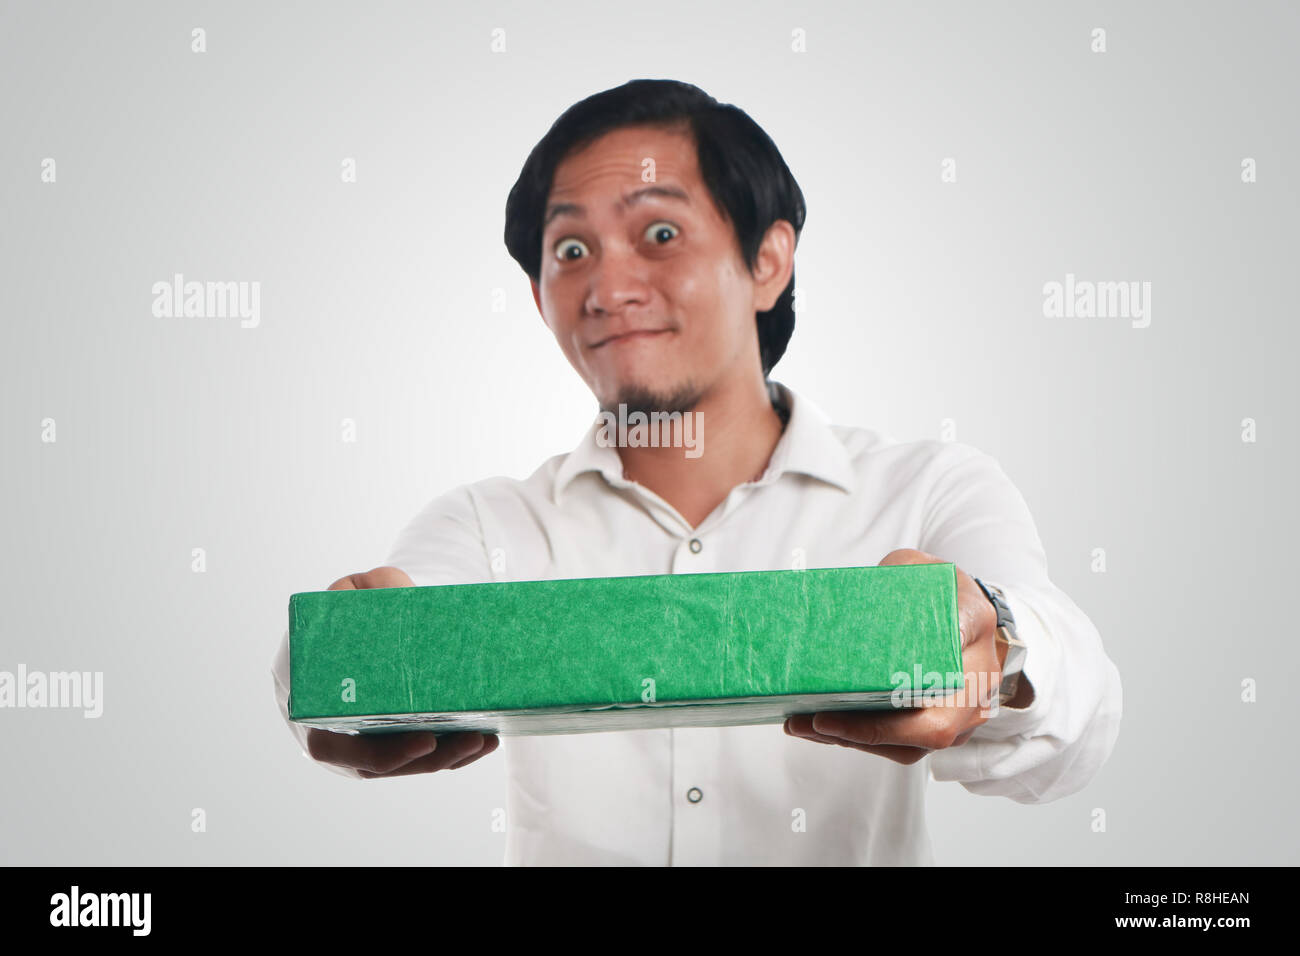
[973,578,1027,706]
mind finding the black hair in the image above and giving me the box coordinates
[504,79,806,377]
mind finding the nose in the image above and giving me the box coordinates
[583,244,650,317]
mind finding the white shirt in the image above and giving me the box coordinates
[271,382,1122,865]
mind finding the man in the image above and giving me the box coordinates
[272,79,1122,865]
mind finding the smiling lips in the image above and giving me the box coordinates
[589,328,673,348]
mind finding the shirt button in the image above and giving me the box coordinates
[688,538,703,554]
[686,787,703,803]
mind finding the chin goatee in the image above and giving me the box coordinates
[601,382,702,417]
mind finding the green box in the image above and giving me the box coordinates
[288,564,963,735]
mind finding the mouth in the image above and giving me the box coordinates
[589,328,673,349]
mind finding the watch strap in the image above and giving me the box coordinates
[973,577,1027,705]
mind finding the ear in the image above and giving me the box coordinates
[751,220,796,313]
[530,277,547,323]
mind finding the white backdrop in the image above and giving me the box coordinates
[0,0,1295,864]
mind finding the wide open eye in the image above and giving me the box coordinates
[554,237,589,262]
[645,221,680,245]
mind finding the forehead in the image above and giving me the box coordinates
[548,124,700,200]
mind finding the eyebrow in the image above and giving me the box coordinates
[544,184,691,228]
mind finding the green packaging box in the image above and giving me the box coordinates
[288,564,962,736]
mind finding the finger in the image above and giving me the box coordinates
[952,728,977,747]
[354,566,415,589]
[832,741,932,765]
[358,732,491,778]
[326,566,414,591]
[811,707,964,751]
[788,716,931,763]
[878,548,943,568]
[446,733,501,770]
[784,714,843,745]
[958,592,984,651]
[307,728,440,774]
[955,571,996,651]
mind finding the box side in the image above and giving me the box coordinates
[287,563,962,722]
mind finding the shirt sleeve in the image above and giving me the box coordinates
[919,443,1123,804]
[381,484,493,588]
[269,484,491,779]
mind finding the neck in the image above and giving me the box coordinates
[616,372,785,529]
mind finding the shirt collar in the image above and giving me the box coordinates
[552,381,856,505]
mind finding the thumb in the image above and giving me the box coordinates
[327,566,414,590]
[877,548,943,567]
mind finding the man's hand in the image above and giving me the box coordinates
[303,566,500,779]
[783,548,1004,765]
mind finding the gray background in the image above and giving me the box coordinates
[1,0,1295,865]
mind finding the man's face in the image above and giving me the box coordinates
[531,124,770,413]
